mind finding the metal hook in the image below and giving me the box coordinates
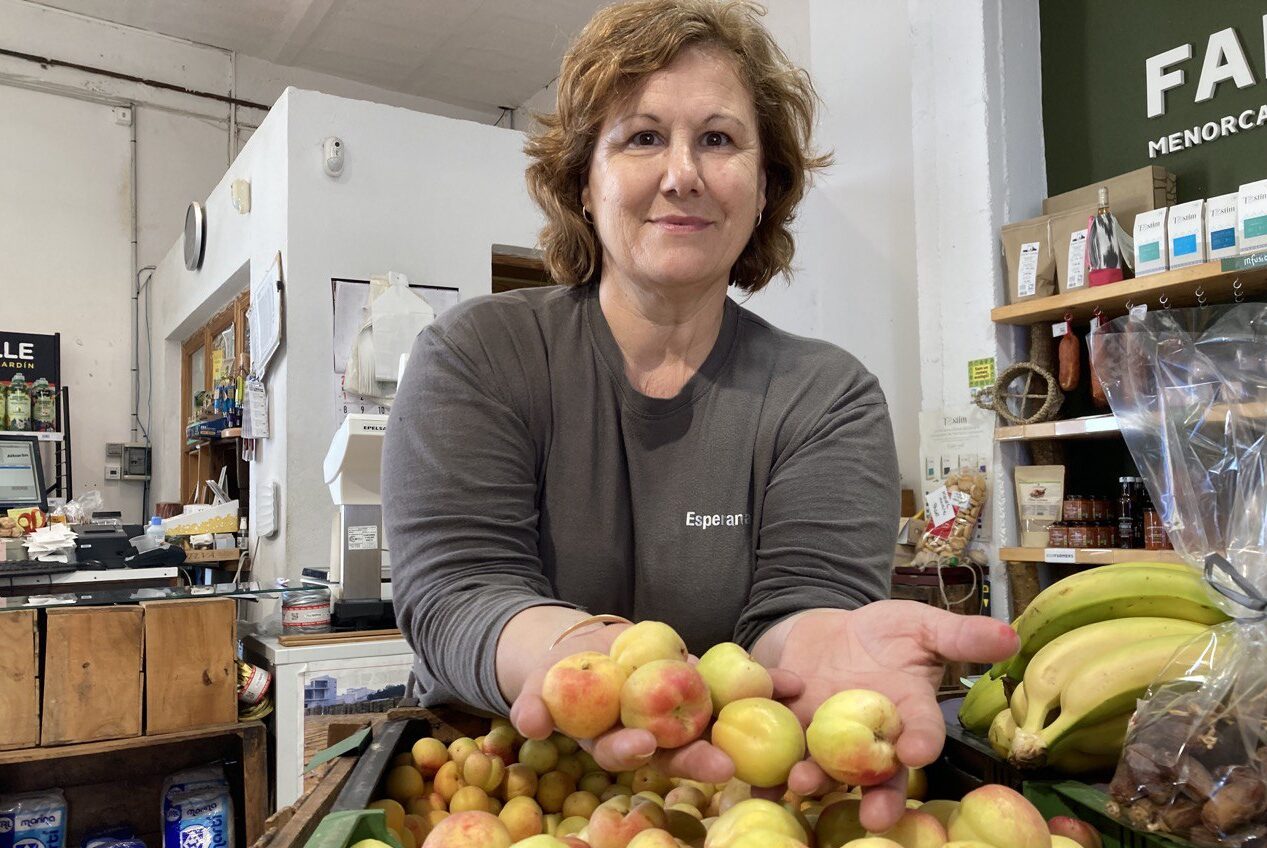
[1233,277,1245,303]
[1196,285,1207,307]
[1159,292,1170,310]
[1125,299,1135,311]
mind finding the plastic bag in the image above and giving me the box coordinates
[912,466,987,568]
[51,489,103,525]
[1091,304,1267,844]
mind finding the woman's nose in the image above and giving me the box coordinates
[660,138,702,197]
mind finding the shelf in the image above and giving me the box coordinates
[999,547,1186,565]
[991,252,1267,325]
[0,430,62,441]
[996,414,1120,442]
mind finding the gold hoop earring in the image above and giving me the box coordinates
[582,207,594,224]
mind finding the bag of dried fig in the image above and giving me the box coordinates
[1092,305,1267,846]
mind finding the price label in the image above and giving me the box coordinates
[1130,304,1148,320]
[1044,548,1077,564]
[1090,315,1103,332]
[925,486,957,531]
[1051,321,1070,337]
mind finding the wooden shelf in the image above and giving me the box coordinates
[1000,547,1186,565]
[996,414,1120,441]
[991,252,1267,325]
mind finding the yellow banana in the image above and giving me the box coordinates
[1010,681,1028,726]
[1046,711,1132,774]
[998,563,1225,680]
[1009,628,1216,766]
[988,707,1017,758]
[958,674,1007,733]
[1016,616,1207,737]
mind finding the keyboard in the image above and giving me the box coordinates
[0,560,78,578]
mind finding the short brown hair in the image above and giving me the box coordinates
[524,0,830,293]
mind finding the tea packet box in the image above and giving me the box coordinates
[1134,208,1169,276]
[1167,200,1206,270]
[1206,192,1239,260]
[1241,178,1267,255]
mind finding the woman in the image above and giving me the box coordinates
[383,0,1016,830]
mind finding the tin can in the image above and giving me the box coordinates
[282,588,331,634]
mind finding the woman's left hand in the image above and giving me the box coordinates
[770,601,1019,832]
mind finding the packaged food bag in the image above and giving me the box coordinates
[162,766,234,848]
[0,791,67,848]
[1090,304,1267,845]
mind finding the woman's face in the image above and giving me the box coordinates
[583,46,766,296]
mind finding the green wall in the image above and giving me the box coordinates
[1041,0,1267,202]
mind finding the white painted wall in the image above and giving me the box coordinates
[909,0,1046,618]
[0,84,133,513]
[149,88,543,586]
[0,0,510,521]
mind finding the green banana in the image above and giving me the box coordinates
[958,674,1007,733]
[1016,616,1207,737]
[1009,628,1215,767]
[997,563,1226,680]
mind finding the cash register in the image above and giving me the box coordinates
[0,434,73,576]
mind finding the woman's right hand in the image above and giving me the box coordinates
[507,621,744,784]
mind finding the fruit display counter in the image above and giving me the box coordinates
[286,615,1154,848]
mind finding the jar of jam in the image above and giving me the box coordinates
[1094,522,1116,547]
[1047,522,1069,548]
[1066,522,1093,548]
[1090,497,1112,522]
[1063,495,1092,523]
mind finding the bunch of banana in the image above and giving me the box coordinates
[989,561,1226,681]
[1008,625,1217,767]
[963,562,1228,773]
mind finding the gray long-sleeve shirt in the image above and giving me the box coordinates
[383,284,899,715]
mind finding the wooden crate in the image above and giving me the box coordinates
[142,598,237,734]
[42,607,144,745]
[0,722,267,848]
[0,609,39,750]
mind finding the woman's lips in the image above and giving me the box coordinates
[652,216,712,232]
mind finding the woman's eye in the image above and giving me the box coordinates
[630,131,660,146]
[703,131,731,146]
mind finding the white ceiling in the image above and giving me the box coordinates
[33,0,607,112]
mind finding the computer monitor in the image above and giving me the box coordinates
[0,436,47,512]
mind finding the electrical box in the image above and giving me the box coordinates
[121,443,151,481]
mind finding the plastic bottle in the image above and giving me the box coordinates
[31,377,56,431]
[146,516,166,548]
[5,373,31,430]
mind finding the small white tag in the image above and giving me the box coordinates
[1130,304,1148,320]
[925,486,957,529]
[1066,231,1087,290]
[1051,321,1070,337]
[347,525,379,550]
[1017,242,1040,298]
[1044,548,1077,564]
[1090,315,1103,332]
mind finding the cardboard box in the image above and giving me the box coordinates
[42,607,143,745]
[0,610,39,750]
[142,598,237,734]
[1043,165,1177,230]
[1049,203,1097,293]
[1001,215,1056,304]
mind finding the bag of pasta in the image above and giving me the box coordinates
[912,466,987,568]
[1091,304,1267,846]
